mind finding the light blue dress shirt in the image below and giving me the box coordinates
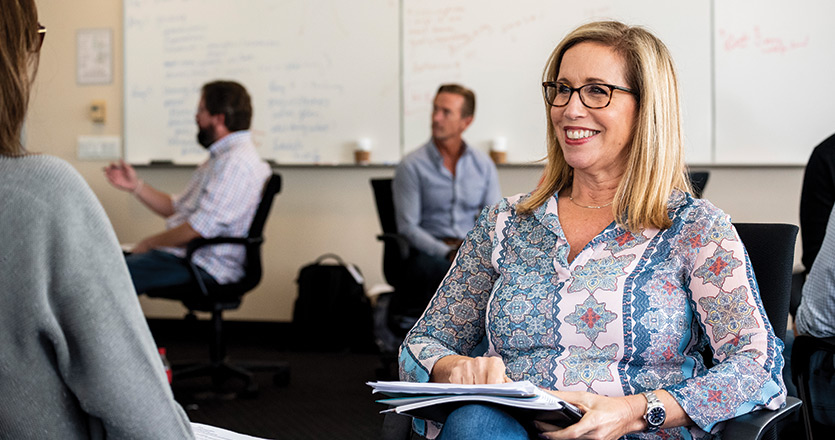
[393,140,500,258]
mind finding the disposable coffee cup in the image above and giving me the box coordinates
[490,137,508,164]
[355,138,372,165]
[489,150,507,164]
[355,150,371,165]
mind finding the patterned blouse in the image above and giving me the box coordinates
[399,190,786,439]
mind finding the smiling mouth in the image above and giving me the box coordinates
[566,129,600,140]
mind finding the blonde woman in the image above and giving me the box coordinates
[399,21,785,439]
[0,1,193,438]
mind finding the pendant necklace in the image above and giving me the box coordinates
[568,195,613,209]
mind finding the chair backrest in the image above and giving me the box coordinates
[733,223,798,342]
[248,173,282,239]
[371,178,398,234]
[688,171,710,198]
[236,173,282,293]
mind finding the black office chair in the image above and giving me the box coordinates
[688,170,710,198]
[792,335,835,439]
[145,173,289,396]
[370,178,424,336]
[721,223,802,440]
[370,178,426,384]
[370,178,410,289]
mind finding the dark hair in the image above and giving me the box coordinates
[436,83,476,119]
[0,0,40,156]
[201,80,252,132]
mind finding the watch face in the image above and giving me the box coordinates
[647,406,666,426]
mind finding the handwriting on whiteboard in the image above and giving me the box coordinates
[403,3,542,117]
[719,27,809,54]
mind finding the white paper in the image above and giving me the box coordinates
[383,392,566,413]
[192,423,272,440]
[368,380,540,397]
[368,380,583,425]
[77,28,113,85]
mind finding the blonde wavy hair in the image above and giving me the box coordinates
[518,21,691,231]
[0,0,41,157]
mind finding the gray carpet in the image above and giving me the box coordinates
[160,341,388,439]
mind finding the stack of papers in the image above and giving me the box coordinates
[192,423,271,440]
[368,380,583,426]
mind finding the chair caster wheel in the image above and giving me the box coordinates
[242,383,259,398]
[273,370,290,386]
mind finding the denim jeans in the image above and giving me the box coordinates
[125,249,216,294]
[438,404,534,440]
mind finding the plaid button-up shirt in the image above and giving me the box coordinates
[161,130,270,283]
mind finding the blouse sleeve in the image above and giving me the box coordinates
[398,202,501,383]
[666,213,787,433]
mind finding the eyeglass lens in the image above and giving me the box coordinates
[545,83,612,109]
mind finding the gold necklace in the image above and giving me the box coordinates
[568,195,613,209]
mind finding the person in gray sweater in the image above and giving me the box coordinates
[0,1,194,438]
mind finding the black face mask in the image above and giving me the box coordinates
[197,126,215,149]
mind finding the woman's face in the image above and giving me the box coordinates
[550,41,637,177]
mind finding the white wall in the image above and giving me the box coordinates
[27,1,807,322]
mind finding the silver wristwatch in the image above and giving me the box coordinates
[642,391,666,432]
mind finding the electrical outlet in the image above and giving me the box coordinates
[78,135,121,160]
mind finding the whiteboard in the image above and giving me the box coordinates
[714,0,835,165]
[124,0,830,165]
[124,0,400,165]
[402,0,713,164]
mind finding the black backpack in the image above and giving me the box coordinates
[292,254,377,353]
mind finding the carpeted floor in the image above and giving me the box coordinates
[151,322,392,439]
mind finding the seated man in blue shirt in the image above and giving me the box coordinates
[104,81,271,295]
[393,84,500,311]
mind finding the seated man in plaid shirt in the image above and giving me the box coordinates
[104,80,270,293]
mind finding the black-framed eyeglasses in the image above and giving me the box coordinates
[543,81,637,109]
[37,23,46,49]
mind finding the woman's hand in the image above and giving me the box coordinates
[431,355,511,384]
[534,390,647,440]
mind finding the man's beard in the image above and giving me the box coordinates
[197,126,216,149]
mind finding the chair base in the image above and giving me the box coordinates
[173,358,290,398]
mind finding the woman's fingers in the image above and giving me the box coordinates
[444,356,508,384]
[534,391,645,440]
[475,356,507,384]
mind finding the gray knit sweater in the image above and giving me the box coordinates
[0,155,194,439]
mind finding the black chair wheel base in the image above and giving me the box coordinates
[273,370,290,386]
[241,383,259,399]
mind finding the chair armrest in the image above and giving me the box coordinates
[184,236,262,258]
[377,233,411,260]
[720,396,801,440]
